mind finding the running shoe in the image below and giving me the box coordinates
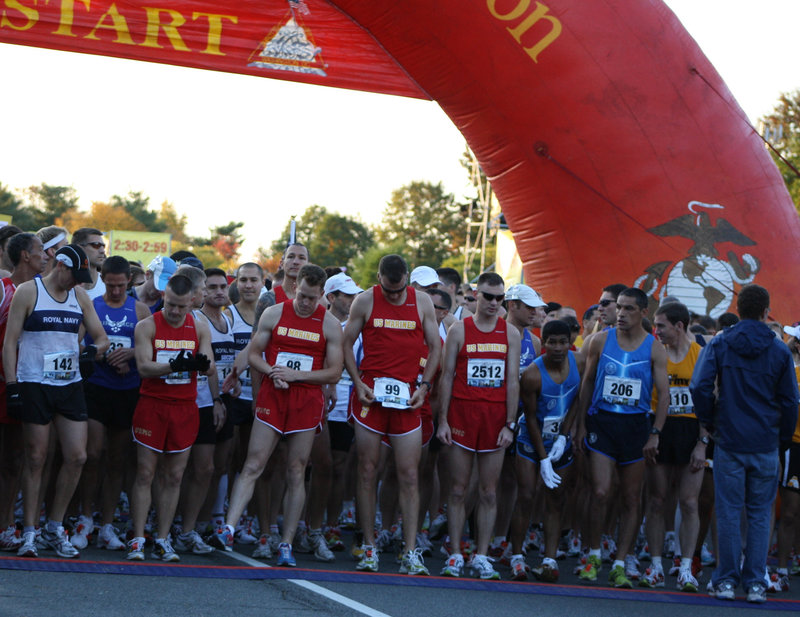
[152,537,180,562]
[69,515,94,550]
[624,554,640,581]
[209,523,235,551]
[510,554,529,581]
[677,569,699,592]
[667,556,682,576]
[295,526,312,553]
[355,544,378,572]
[663,532,677,559]
[325,527,345,551]
[416,531,433,557]
[374,528,394,553]
[714,580,736,601]
[252,534,272,559]
[351,542,365,561]
[637,542,651,562]
[126,536,146,561]
[691,555,703,578]
[532,559,559,583]
[269,530,282,553]
[791,554,800,576]
[0,525,23,552]
[488,539,507,559]
[639,566,665,588]
[428,509,447,540]
[600,534,616,563]
[470,553,500,580]
[608,564,633,588]
[578,554,601,581]
[235,517,259,545]
[175,529,215,555]
[700,542,716,567]
[339,505,357,530]
[767,571,789,592]
[41,525,80,558]
[498,541,513,567]
[747,583,767,603]
[440,553,464,577]
[97,523,125,550]
[399,547,429,575]
[276,542,297,567]
[566,531,582,558]
[522,527,543,556]
[310,531,335,562]
[17,530,37,558]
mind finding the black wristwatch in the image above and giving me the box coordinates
[697,434,710,445]
[650,426,661,436]
[419,381,432,391]
[505,421,517,432]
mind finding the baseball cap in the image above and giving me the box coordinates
[179,256,204,270]
[410,266,442,287]
[55,244,93,284]
[324,273,363,295]
[147,256,177,292]
[505,284,546,308]
[783,323,800,339]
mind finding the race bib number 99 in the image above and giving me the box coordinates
[374,377,411,409]
[602,376,642,406]
[467,359,505,388]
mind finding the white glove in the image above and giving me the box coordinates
[548,434,567,462]
[540,456,562,489]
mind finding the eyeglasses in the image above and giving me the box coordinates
[380,283,406,296]
[464,296,477,303]
[598,299,615,307]
[480,291,506,303]
[82,242,105,250]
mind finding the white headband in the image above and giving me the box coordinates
[42,232,66,251]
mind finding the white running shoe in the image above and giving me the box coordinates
[310,531,335,562]
[175,529,215,555]
[70,515,94,550]
[97,523,125,550]
[470,554,500,580]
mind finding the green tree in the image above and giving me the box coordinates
[155,201,189,245]
[26,183,79,229]
[377,181,464,268]
[0,183,37,230]
[349,240,408,289]
[111,191,166,232]
[761,89,800,211]
[271,205,373,270]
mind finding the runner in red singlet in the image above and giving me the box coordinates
[343,254,442,575]
[273,243,308,304]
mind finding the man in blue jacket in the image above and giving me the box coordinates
[690,284,798,603]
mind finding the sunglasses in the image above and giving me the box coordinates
[380,283,406,296]
[82,242,105,250]
[598,298,615,307]
[433,304,448,311]
[464,296,477,302]
[480,291,506,303]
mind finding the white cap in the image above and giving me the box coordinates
[324,273,363,295]
[783,324,800,340]
[410,266,442,287]
[147,256,177,292]
[505,284,546,308]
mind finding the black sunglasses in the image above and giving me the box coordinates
[433,304,448,311]
[480,291,505,303]
[380,283,406,296]
[598,298,615,307]
[82,242,105,250]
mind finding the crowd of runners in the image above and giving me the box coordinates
[0,224,798,606]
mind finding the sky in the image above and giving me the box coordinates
[1,0,798,260]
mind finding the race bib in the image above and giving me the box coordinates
[668,386,694,415]
[374,377,411,409]
[340,369,353,387]
[275,352,313,372]
[240,366,252,388]
[542,416,562,440]
[217,360,234,384]
[156,350,191,385]
[107,335,132,351]
[467,358,505,388]
[602,376,642,406]
[43,350,78,381]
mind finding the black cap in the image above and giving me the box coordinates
[55,244,93,284]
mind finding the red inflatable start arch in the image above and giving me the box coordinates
[2,0,797,318]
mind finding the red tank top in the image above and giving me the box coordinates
[140,311,199,402]
[0,278,16,384]
[265,301,327,390]
[274,285,288,304]
[361,286,425,384]
[453,316,508,402]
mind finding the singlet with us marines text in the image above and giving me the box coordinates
[139,311,198,402]
[360,285,425,385]
[264,301,327,391]
[452,316,508,403]
[18,277,83,386]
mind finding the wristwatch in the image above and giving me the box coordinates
[505,421,517,431]
[697,435,710,445]
[650,426,661,436]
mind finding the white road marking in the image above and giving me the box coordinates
[221,549,392,617]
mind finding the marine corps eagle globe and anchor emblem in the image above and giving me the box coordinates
[634,201,760,318]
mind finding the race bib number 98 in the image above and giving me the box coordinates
[275,352,313,372]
